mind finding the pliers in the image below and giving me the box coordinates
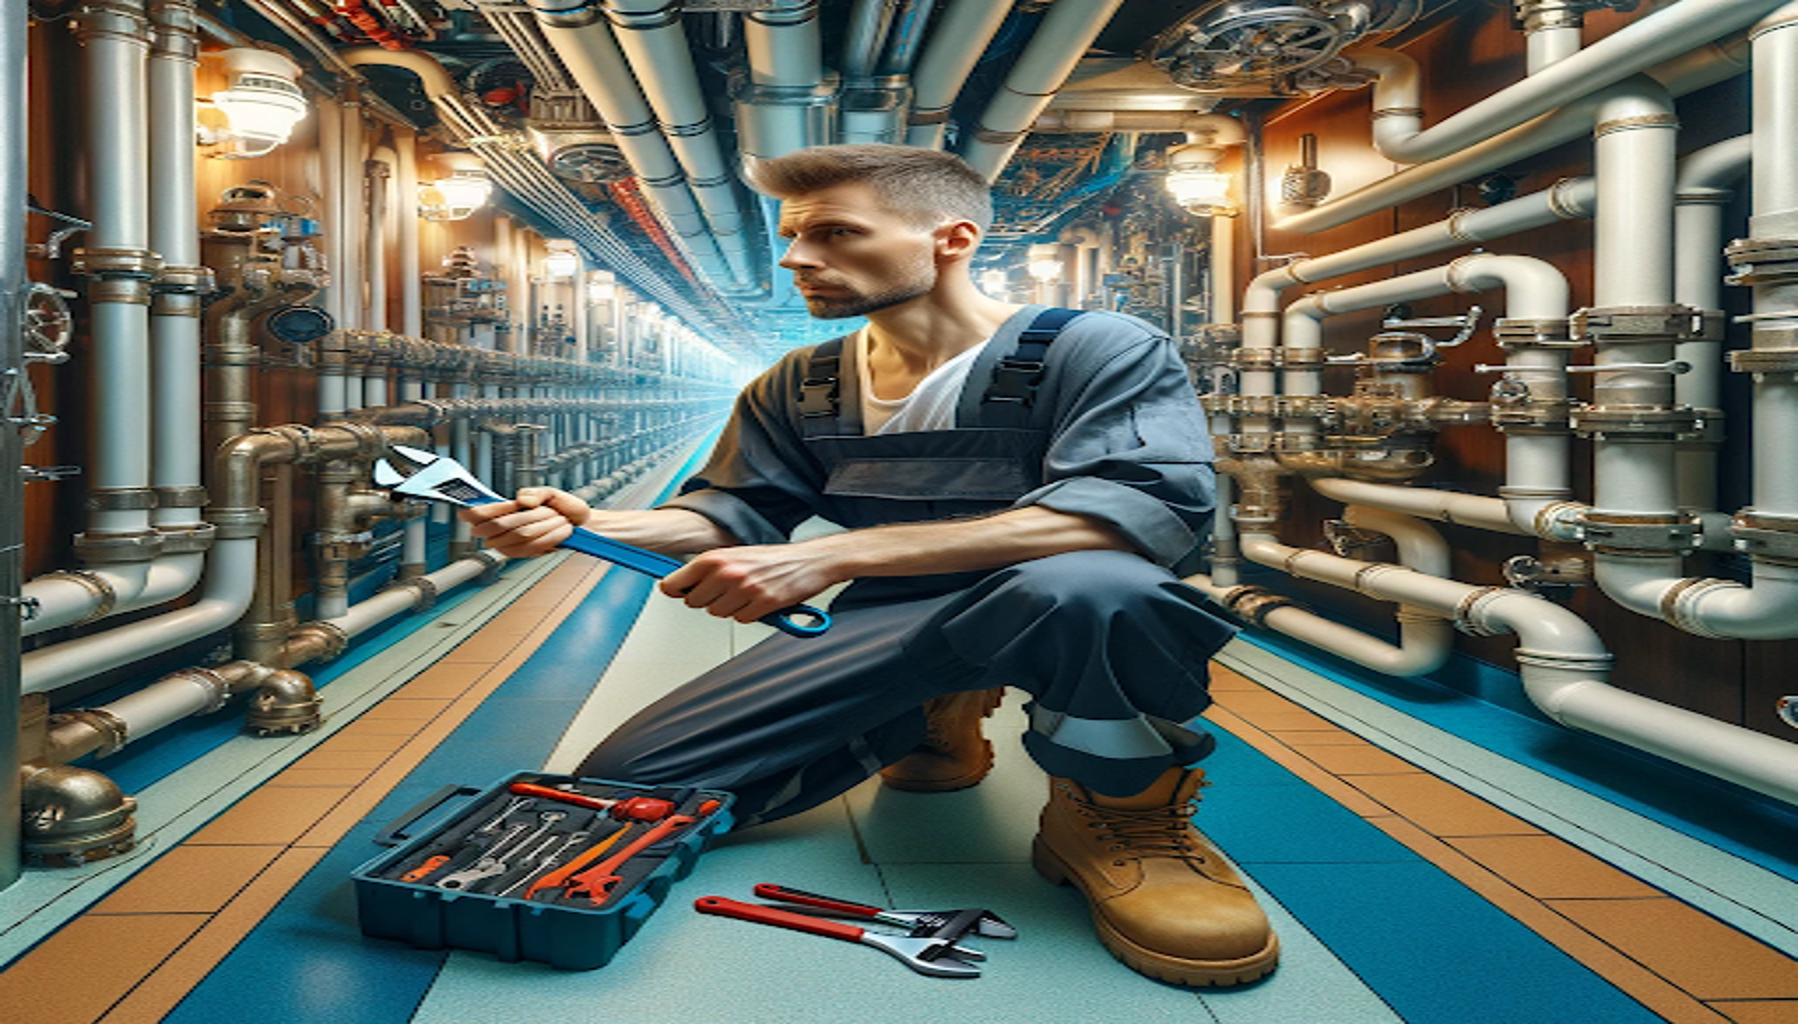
[372,443,831,638]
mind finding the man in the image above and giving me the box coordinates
[461,144,1277,987]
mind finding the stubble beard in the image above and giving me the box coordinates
[801,258,936,320]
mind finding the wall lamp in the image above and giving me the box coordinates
[201,48,309,160]
[418,169,493,221]
[1026,244,1064,283]
[543,245,581,280]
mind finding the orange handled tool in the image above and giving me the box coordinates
[507,782,676,822]
[521,825,634,900]
[561,800,720,907]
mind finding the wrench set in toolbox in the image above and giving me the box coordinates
[351,771,733,970]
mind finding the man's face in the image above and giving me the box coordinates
[776,181,941,320]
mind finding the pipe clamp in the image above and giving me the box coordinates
[1454,586,1514,636]
[54,708,132,757]
[1572,304,1716,342]
[1569,403,1710,441]
[154,264,214,294]
[1493,317,1578,349]
[1724,237,1798,284]
[71,247,162,280]
[36,569,117,624]
[86,487,158,512]
[1594,112,1681,138]
[74,529,165,564]
[1574,511,1702,553]
[206,507,269,539]
[381,575,440,612]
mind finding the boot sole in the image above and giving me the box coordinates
[1032,838,1281,987]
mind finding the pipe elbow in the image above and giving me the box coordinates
[1666,563,1798,639]
[1448,253,1570,319]
[339,47,458,100]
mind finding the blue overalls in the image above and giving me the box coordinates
[574,308,1239,826]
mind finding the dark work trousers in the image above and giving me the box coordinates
[573,549,1239,827]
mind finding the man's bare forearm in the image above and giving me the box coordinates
[798,506,1135,581]
[582,507,741,556]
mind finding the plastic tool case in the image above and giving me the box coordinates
[352,772,734,969]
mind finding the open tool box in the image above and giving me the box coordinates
[352,771,733,969]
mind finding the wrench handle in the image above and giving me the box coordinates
[694,896,866,944]
[752,883,882,920]
[523,825,631,900]
[563,813,696,905]
[505,782,677,821]
[559,531,833,639]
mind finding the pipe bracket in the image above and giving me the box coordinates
[1569,403,1711,441]
[206,506,269,539]
[1729,511,1798,565]
[154,484,209,508]
[1574,511,1702,553]
[1724,237,1798,285]
[154,264,215,294]
[1222,586,1303,626]
[87,487,158,512]
[1494,317,1578,349]
[1728,347,1798,376]
[72,247,163,281]
[1572,304,1718,342]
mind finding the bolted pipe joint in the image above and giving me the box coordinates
[245,669,322,736]
[18,764,138,865]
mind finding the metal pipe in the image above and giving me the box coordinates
[878,0,938,76]
[394,128,423,338]
[905,0,1011,149]
[1233,533,1798,805]
[1354,0,1781,165]
[959,0,1126,182]
[842,0,899,79]
[1274,40,1750,234]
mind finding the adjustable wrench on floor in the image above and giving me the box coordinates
[372,444,831,638]
[693,896,984,979]
[752,884,1017,940]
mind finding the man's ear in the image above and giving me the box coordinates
[934,219,982,263]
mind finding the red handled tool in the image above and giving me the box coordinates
[559,803,717,906]
[507,781,676,822]
[693,896,984,978]
[752,883,1017,940]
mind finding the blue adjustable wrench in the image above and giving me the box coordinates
[372,444,831,638]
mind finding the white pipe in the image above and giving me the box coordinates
[599,1,758,291]
[148,0,203,535]
[1353,0,1782,166]
[1276,42,1750,235]
[1674,135,1751,516]
[366,148,394,333]
[395,128,423,338]
[739,0,829,164]
[1310,477,1524,535]
[1528,25,1584,73]
[318,94,347,417]
[960,0,1125,182]
[341,101,366,334]
[906,0,1011,149]
[326,553,501,638]
[1235,533,1798,805]
[21,538,258,694]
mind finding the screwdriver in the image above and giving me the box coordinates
[507,782,678,822]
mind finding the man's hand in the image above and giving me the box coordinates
[659,543,848,625]
[458,487,592,558]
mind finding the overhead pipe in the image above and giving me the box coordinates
[904,0,1011,149]
[1352,0,1782,166]
[959,0,1125,182]
[489,21,735,291]
[598,0,760,293]
[878,0,939,75]
[1190,506,1454,677]
[1276,37,1750,235]
[735,0,834,161]
[837,0,914,145]
[1225,532,1798,806]
[3,0,28,890]
[317,90,347,418]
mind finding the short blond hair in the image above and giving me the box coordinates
[745,144,993,233]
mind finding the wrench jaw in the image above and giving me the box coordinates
[862,934,983,979]
[372,444,507,509]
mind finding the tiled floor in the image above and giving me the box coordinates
[1,449,1795,1021]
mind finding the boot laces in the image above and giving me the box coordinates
[1087,802,1204,862]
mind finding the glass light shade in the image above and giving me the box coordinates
[419,171,492,221]
[1027,257,1063,282]
[1167,169,1234,213]
[980,268,1009,294]
[587,272,617,304]
[208,81,307,159]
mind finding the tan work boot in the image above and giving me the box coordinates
[1033,768,1279,986]
[878,688,1005,792]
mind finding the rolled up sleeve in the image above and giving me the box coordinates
[1013,336,1216,567]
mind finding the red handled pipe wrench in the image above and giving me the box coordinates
[694,896,987,979]
[752,883,1017,940]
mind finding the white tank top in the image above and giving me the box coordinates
[855,327,991,435]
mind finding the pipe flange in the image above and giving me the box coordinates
[36,569,117,625]
[1728,347,1798,376]
[168,666,234,714]
[246,670,323,736]
[1493,317,1578,349]
[1222,586,1301,626]
[1724,236,1798,284]
[380,575,439,612]
[1659,575,1736,638]
[1454,586,1514,636]
[1574,511,1702,554]
[1274,395,1328,420]
[1490,401,1572,433]
[1569,404,1710,441]
[19,765,138,866]
[1230,348,1278,370]
[49,706,131,756]
[1594,112,1681,138]
[156,521,217,554]
[71,247,162,280]
[73,529,165,564]
[1729,511,1798,564]
[1277,347,1326,370]
[287,620,350,664]
[474,548,507,584]
[205,506,268,539]
[72,1,153,43]
[154,484,209,508]
[154,264,215,294]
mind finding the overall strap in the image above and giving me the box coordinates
[797,336,847,438]
[980,307,1084,428]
